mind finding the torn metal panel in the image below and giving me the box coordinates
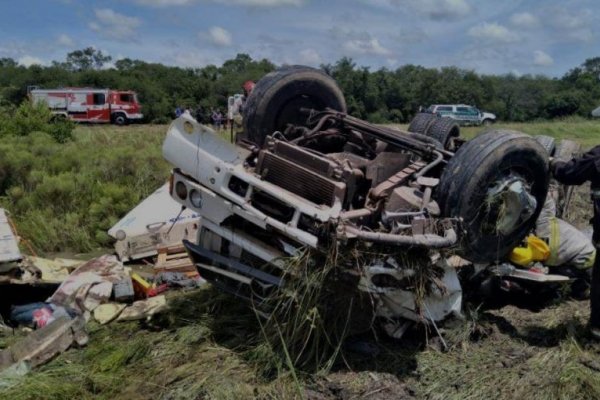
[108,183,201,262]
[0,209,21,264]
[362,259,462,323]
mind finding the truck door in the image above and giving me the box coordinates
[89,92,108,122]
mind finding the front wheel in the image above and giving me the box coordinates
[436,130,549,263]
[482,119,493,126]
[113,114,128,126]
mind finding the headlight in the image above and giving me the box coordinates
[190,189,203,208]
[115,230,126,241]
[175,181,188,200]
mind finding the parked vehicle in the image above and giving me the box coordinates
[426,104,496,126]
[29,87,143,125]
[162,66,550,338]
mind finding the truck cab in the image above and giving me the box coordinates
[108,91,143,125]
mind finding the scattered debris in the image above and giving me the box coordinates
[116,295,167,322]
[23,257,81,284]
[0,209,21,265]
[155,244,199,277]
[108,183,201,262]
[93,303,127,325]
[48,255,129,316]
[0,316,87,373]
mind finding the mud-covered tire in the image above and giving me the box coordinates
[534,135,556,156]
[437,130,549,263]
[243,66,346,146]
[407,112,437,134]
[425,117,460,150]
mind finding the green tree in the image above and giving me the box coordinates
[66,47,112,71]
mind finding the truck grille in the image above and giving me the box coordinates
[257,152,345,207]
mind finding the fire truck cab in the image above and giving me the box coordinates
[29,87,143,125]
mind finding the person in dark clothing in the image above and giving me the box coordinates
[551,145,600,338]
[195,106,204,124]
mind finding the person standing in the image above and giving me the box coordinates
[211,108,218,130]
[195,106,204,124]
[216,109,223,131]
[551,145,600,338]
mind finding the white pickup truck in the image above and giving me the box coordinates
[426,104,496,126]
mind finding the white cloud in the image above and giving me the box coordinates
[18,55,44,67]
[135,0,304,6]
[343,37,392,56]
[298,48,322,65]
[533,50,554,67]
[509,12,540,29]
[89,8,141,41]
[166,51,220,68]
[551,11,588,30]
[204,26,233,47]
[384,0,471,20]
[57,34,75,47]
[547,9,594,42]
[419,0,471,20]
[468,22,519,43]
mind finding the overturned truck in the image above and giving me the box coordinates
[162,66,551,335]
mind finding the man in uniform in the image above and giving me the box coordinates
[551,145,600,338]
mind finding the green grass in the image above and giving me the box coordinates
[392,116,600,148]
[461,117,600,148]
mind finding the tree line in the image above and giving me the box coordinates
[1,47,600,124]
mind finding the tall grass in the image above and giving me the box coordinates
[0,124,170,254]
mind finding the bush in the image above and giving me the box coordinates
[0,101,74,142]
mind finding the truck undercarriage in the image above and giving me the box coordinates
[162,66,551,338]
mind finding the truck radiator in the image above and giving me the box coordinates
[257,151,345,207]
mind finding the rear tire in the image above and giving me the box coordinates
[243,66,346,146]
[425,117,460,150]
[437,130,549,263]
[407,112,437,134]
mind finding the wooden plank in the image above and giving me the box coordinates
[157,244,186,254]
[162,259,193,268]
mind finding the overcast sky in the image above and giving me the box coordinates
[0,0,598,76]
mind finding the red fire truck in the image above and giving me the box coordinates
[29,87,143,125]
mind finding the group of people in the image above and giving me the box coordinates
[174,106,228,131]
[173,81,256,132]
